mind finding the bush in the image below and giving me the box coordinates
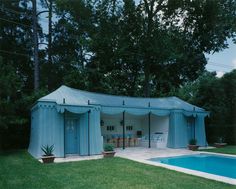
[205,124,236,145]
[0,124,30,150]
[104,144,114,152]
[189,139,197,145]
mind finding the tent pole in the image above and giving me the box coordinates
[148,112,151,148]
[193,107,196,140]
[193,118,196,140]
[88,110,91,156]
[123,111,125,149]
[63,110,66,158]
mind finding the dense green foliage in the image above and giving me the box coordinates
[104,143,114,151]
[0,0,235,149]
[0,150,234,189]
[189,139,197,145]
[175,71,236,144]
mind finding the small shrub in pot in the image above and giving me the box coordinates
[214,137,227,148]
[41,144,55,163]
[102,144,115,158]
[188,139,199,151]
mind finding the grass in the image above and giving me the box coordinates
[199,145,236,155]
[0,150,235,189]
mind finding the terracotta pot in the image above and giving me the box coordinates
[188,145,199,151]
[214,143,227,148]
[42,155,55,163]
[102,151,116,158]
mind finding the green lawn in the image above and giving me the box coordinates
[199,145,236,155]
[0,150,234,189]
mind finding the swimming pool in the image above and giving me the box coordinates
[149,153,236,179]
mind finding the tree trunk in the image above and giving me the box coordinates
[143,6,153,97]
[142,0,164,97]
[32,0,39,90]
[144,61,151,97]
[0,132,2,151]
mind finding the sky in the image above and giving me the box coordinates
[205,39,236,77]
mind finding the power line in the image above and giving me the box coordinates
[0,17,42,31]
[0,49,46,62]
[206,62,235,73]
[206,68,233,73]
[208,61,234,69]
[0,49,233,73]
[1,10,54,31]
[0,17,31,29]
[207,69,232,73]
[1,6,50,23]
[207,64,233,70]
[1,8,235,73]
[0,6,32,18]
[0,49,30,57]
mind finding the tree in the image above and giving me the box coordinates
[39,0,54,90]
[218,70,236,125]
[0,0,44,149]
[0,0,35,91]
[0,57,23,129]
[45,0,94,90]
[137,0,236,96]
[175,70,236,144]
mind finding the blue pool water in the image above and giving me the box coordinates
[149,154,236,179]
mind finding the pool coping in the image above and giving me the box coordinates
[145,152,236,185]
[116,148,236,185]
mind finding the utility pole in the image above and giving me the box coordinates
[39,0,53,90]
[48,0,52,65]
[48,0,53,90]
[32,0,39,90]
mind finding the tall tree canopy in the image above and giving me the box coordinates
[51,0,236,96]
[0,0,235,148]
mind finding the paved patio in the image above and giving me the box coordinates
[39,147,198,163]
[116,147,199,160]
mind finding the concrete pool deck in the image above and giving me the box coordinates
[115,147,236,185]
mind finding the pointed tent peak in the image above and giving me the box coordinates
[170,96,204,111]
[59,85,69,89]
[39,85,71,103]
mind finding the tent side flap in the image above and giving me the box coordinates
[167,112,188,148]
[89,110,103,155]
[28,106,40,157]
[195,114,207,146]
[29,102,64,158]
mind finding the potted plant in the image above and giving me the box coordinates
[214,137,227,148]
[41,144,55,163]
[188,139,199,151]
[102,144,116,158]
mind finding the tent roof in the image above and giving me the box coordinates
[39,85,204,111]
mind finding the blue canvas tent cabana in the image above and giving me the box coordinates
[28,85,209,158]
